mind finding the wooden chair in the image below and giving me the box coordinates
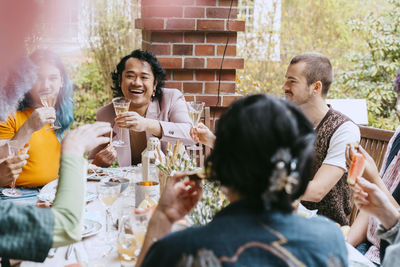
[349,125,395,225]
[191,107,211,167]
[359,126,395,171]
[204,106,211,159]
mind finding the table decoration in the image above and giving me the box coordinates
[155,141,196,194]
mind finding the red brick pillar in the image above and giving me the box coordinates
[136,0,245,124]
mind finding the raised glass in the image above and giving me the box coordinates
[112,97,131,147]
[2,141,30,197]
[39,92,61,130]
[186,101,205,166]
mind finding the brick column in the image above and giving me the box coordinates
[136,0,244,121]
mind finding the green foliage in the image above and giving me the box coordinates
[237,0,373,96]
[85,0,141,98]
[335,0,400,130]
[237,0,398,129]
[189,181,229,225]
[70,0,141,127]
[69,61,110,127]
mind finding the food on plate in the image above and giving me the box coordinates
[109,178,121,183]
[347,152,365,185]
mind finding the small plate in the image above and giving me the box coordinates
[38,180,98,204]
[82,219,102,238]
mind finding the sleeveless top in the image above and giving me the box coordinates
[302,108,352,226]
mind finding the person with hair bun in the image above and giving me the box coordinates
[137,94,348,267]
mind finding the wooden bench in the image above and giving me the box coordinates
[349,125,395,225]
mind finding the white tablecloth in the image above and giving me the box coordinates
[20,167,375,267]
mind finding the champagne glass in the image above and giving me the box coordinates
[112,97,131,147]
[187,101,205,166]
[2,141,30,197]
[39,92,60,130]
[97,182,121,240]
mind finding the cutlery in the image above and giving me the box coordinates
[65,244,74,260]
[74,245,82,263]
[47,248,57,258]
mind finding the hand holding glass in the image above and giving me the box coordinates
[39,92,60,130]
[187,101,205,127]
[2,141,30,197]
[112,97,131,147]
[187,101,205,166]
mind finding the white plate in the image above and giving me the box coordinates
[82,219,102,238]
[38,180,98,203]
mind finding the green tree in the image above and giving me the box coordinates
[237,0,376,96]
[335,0,400,130]
[84,0,141,99]
[72,0,141,126]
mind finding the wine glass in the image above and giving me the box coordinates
[2,141,30,197]
[97,181,121,240]
[112,97,131,147]
[39,92,60,130]
[187,101,205,166]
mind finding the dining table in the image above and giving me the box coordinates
[20,166,141,267]
[17,166,376,267]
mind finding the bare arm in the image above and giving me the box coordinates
[347,210,369,246]
[136,173,202,267]
[12,107,56,146]
[301,164,345,202]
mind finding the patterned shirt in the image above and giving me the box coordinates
[142,200,348,267]
[365,126,400,265]
[0,201,54,262]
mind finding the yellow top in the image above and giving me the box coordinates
[0,108,60,187]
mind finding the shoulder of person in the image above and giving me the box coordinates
[161,88,184,101]
[336,121,360,136]
[294,214,345,242]
[96,103,115,122]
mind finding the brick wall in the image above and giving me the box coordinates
[136,0,244,121]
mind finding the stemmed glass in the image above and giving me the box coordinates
[97,182,121,241]
[187,101,205,166]
[112,97,131,147]
[2,141,30,197]
[39,92,60,130]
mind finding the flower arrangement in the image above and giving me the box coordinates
[155,141,196,193]
[155,141,229,225]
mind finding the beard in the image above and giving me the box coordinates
[0,56,36,121]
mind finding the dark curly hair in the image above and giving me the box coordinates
[111,49,166,103]
[206,94,315,212]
